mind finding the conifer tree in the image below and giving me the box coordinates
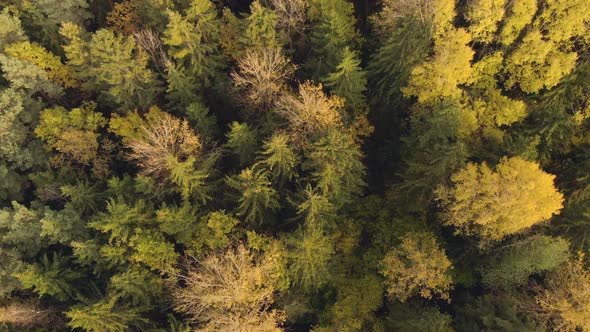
[60,23,160,109]
[163,0,222,89]
[324,47,367,112]
[226,168,280,225]
[241,1,282,50]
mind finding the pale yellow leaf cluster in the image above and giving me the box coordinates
[465,0,506,43]
[5,41,78,88]
[403,28,474,103]
[277,81,344,143]
[380,231,453,302]
[524,253,590,331]
[173,244,286,331]
[537,0,590,45]
[231,47,295,110]
[437,157,564,243]
[109,107,202,179]
[504,30,578,93]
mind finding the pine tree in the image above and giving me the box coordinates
[324,47,367,112]
[60,23,160,109]
[241,1,281,50]
[225,122,259,166]
[285,224,334,292]
[305,0,359,80]
[305,129,366,207]
[66,298,148,332]
[226,168,280,225]
[256,133,298,183]
[16,253,82,301]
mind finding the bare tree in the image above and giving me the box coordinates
[127,110,202,180]
[172,244,285,331]
[0,300,64,329]
[133,29,169,74]
[269,0,307,48]
[276,81,344,144]
[231,48,296,111]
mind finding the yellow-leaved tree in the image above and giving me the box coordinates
[403,28,474,103]
[436,157,564,244]
[380,231,453,302]
[521,253,590,331]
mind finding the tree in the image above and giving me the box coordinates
[0,8,27,52]
[436,157,564,244]
[225,122,259,166]
[285,225,334,292]
[403,28,474,103]
[226,168,279,225]
[305,0,359,80]
[231,47,295,111]
[109,107,203,181]
[372,0,455,38]
[481,235,570,289]
[380,231,453,302]
[15,253,82,301]
[277,82,344,144]
[60,23,160,109]
[20,0,91,52]
[305,129,366,207]
[4,41,77,89]
[163,0,222,88]
[241,1,281,50]
[256,133,298,183]
[504,29,578,94]
[521,253,590,331]
[0,300,63,329]
[324,47,367,112]
[270,0,306,49]
[465,0,506,43]
[172,244,286,331]
[66,298,148,332]
[497,0,537,46]
[35,102,107,168]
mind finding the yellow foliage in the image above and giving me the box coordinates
[109,107,202,179]
[524,253,590,331]
[437,157,564,243]
[277,81,344,143]
[403,28,474,103]
[498,0,537,46]
[380,231,453,302]
[537,0,590,45]
[106,0,142,35]
[172,244,286,331]
[4,41,78,88]
[465,0,506,43]
[373,0,455,38]
[504,30,578,94]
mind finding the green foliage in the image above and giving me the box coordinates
[386,303,453,332]
[481,235,570,289]
[60,23,160,109]
[163,0,222,89]
[305,0,359,80]
[241,1,281,50]
[16,253,82,301]
[66,298,148,332]
[226,168,279,224]
[225,122,259,165]
[324,47,367,112]
[305,129,366,207]
[256,133,298,183]
[285,225,334,292]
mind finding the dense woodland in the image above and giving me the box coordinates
[0,0,589,330]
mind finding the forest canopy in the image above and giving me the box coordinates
[0,0,590,331]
